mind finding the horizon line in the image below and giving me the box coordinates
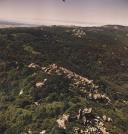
[0,18,128,27]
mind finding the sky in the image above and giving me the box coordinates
[0,0,128,26]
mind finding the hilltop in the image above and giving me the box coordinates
[0,25,128,134]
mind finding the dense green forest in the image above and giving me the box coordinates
[0,25,128,134]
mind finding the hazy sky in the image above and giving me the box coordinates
[0,0,128,26]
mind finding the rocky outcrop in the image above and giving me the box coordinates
[88,91,111,104]
[27,63,112,133]
[41,64,111,104]
[40,130,46,134]
[28,63,40,69]
[56,114,69,129]
[72,28,86,38]
[41,64,93,84]
[19,89,23,95]
[58,107,111,134]
[102,115,112,122]
[27,63,111,104]
[35,79,47,88]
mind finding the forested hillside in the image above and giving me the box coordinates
[0,25,128,134]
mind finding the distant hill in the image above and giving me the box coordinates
[0,25,127,134]
[0,20,35,28]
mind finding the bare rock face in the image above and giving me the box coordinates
[102,115,112,122]
[28,63,111,105]
[56,114,69,129]
[57,107,111,134]
[28,63,40,69]
[36,82,44,88]
[19,89,23,95]
[36,79,47,88]
[88,92,111,104]
[40,130,46,134]
[77,107,96,125]
[41,64,94,86]
[72,28,86,38]
[76,107,93,121]
[34,102,39,106]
